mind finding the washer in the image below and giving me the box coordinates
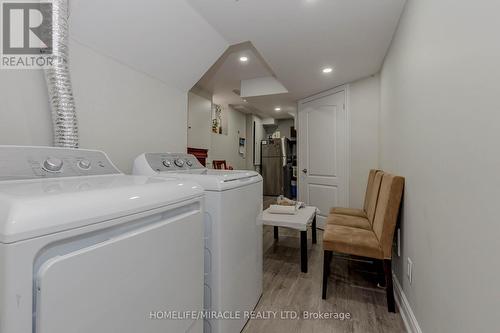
[133,153,263,333]
[0,146,205,333]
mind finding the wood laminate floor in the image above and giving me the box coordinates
[242,197,406,333]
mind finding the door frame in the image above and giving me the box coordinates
[297,84,351,208]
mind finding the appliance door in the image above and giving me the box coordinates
[34,202,204,333]
[261,156,283,196]
[261,140,282,158]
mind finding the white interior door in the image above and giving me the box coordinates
[298,88,349,227]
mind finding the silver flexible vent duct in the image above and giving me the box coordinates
[44,0,79,148]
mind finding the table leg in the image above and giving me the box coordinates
[274,226,279,240]
[300,230,308,273]
[312,215,317,244]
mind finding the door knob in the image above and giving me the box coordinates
[302,169,307,174]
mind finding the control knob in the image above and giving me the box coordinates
[78,159,91,170]
[162,160,172,168]
[43,157,63,172]
[186,160,193,167]
[174,159,185,167]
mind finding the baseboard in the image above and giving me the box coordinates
[392,273,423,333]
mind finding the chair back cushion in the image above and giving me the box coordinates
[363,169,380,212]
[213,160,227,170]
[366,171,384,223]
[372,173,405,258]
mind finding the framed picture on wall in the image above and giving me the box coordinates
[212,104,223,134]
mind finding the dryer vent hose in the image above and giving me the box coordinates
[44,0,79,148]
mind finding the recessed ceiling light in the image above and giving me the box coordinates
[275,107,281,111]
[322,67,333,74]
[240,56,248,62]
[243,99,247,102]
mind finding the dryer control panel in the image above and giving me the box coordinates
[0,146,121,181]
[144,153,204,172]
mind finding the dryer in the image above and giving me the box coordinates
[0,146,205,333]
[133,153,263,333]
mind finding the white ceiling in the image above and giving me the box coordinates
[194,43,295,119]
[187,0,406,100]
[68,0,405,119]
[69,0,228,92]
[196,45,269,106]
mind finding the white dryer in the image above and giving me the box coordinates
[0,146,205,333]
[133,153,263,333]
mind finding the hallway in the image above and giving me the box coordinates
[244,225,406,333]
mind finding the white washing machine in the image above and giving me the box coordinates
[0,146,205,333]
[133,153,263,333]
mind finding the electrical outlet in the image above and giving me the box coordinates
[407,257,413,284]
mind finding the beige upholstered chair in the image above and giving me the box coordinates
[326,171,384,230]
[322,173,405,313]
[330,169,380,217]
[212,160,233,170]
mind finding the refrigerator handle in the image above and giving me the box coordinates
[281,138,287,167]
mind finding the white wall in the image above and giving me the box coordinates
[245,114,264,170]
[188,91,212,149]
[209,106,247,170]
[186,94,255,171]
[276,119,295,139]
[0,0,230,173]
[0,39,188,173]
[380,1,500,332]
[349,75,380,208]
[70,0,228,92]
[72,40,188,173]
[0,70,53,147]
[0,1,228,173]
[264,119,294,139]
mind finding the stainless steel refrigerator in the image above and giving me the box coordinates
[261,138,292,197]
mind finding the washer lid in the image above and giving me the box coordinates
[0,175,203,244]
[159,169,262,191]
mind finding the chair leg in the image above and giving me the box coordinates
[384,259,396,313]
[378,259,386,288]
[274,226,279,240]
[322,250,333,299]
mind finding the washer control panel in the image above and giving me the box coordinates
[144,153,204,172]
[0,146,121,181]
